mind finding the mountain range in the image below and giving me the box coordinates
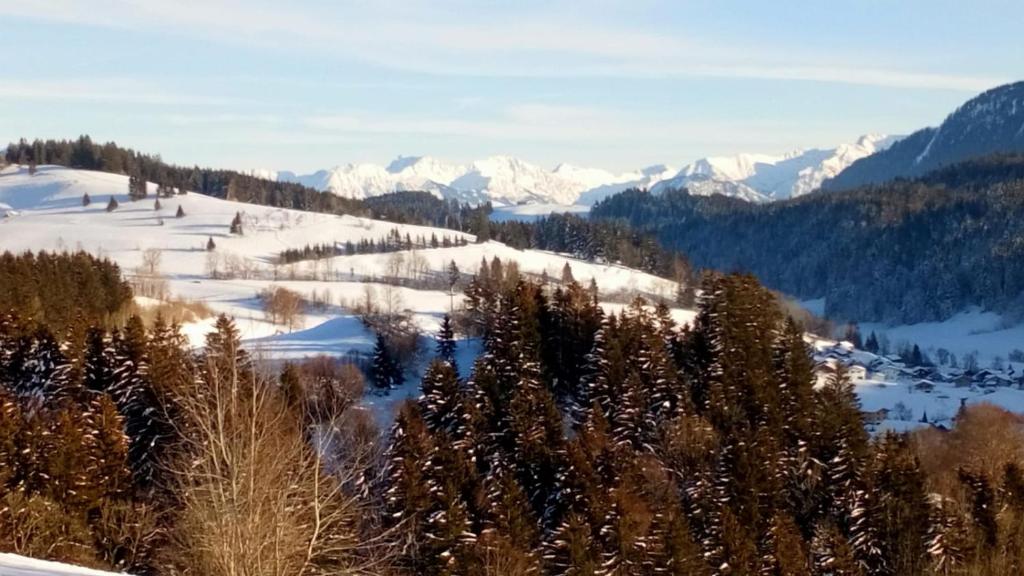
[257,134,896,206]
[825,81,1024,190]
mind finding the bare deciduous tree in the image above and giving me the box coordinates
[261,285,305,331]
[167,352,389,575]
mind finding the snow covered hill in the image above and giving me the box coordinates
[0,164,679,371]
[262,135,893,207]
[4,165,1021,431]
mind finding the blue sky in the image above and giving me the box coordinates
[0,0,1018,172]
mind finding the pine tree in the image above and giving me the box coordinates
[45,404,95,511]
[420,431,479,574]
[206,236,216,251]
[106,196,119,212]
[82,193,91,207]
[0,387,24,489]
[83,327,116,394]
[561,263,575,284]
[175,205,185,218]
[812,522,864,576]
[420,360,462,436]
[911,344,924,366]
[111,315,165,488]
[436,314,457,369]
[383,402,435,567]
[371,333,403,391]
[864,332,879,354]
[87,393,132,500]
[230,212,243,235]
[543,511,600,575]
[958,468,998,549]
[759,513,811,576]
[843,324,863,349]
[870,432,931,575]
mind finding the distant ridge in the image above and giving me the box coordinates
[825,81,1024,190]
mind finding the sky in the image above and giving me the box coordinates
[0,0,1019,173]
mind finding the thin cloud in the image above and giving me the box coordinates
[0,79,240,106]
[0,0,1002,92]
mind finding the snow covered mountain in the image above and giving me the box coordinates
[650,134,899,201]
[264,155,668,206]
[825,81,1024,190]
[260,135,894,206]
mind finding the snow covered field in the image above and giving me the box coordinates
[861,308,1024,369]
[2,165,1022,431]
[0,165,676,349]
[0,166,682,421]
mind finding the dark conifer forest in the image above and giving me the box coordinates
[590,154,1024,324]
[2,251,1022,575]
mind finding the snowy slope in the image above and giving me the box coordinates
[0,165,678,350]
[651,134,899,201]
[0,165,689,424]
[0,553,127,576]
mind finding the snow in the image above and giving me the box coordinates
[5,165,1020,429]
[0,553,128,576]
[860,307,1024,369]
[266,155,677,207]
[808,335,1024,434]
[651,134,899,200]
[0,165,685,422]
[260,134,893,207]
[489,203,590,222]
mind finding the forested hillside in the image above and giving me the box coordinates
[824,81,1024,190]
[4,254,1024,575]
[591,156,1024,324]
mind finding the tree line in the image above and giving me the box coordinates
[4,136,493,232]
[278,229,469,265]
[590,154,1024,323]
[482,213,696,301]
[0,251,133,343]
[7,137,699,292]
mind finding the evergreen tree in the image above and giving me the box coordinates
[229,212,243,235]
[175,204,185,218]
[812,522,864,576]
[82,193,91,207]
[561,262,575,284]
[958,468,998,549]
[864,332,879,354]
[383,402,435,568]
[543,511,600,576]
[436,314,457,370]
[106,196,119,212]
[909,344,924,366]
[370,333,403,391]
[420,360,462,437]
[206,236,216,251]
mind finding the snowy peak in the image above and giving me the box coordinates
[652,134,897,201]
[264,134,895,206]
